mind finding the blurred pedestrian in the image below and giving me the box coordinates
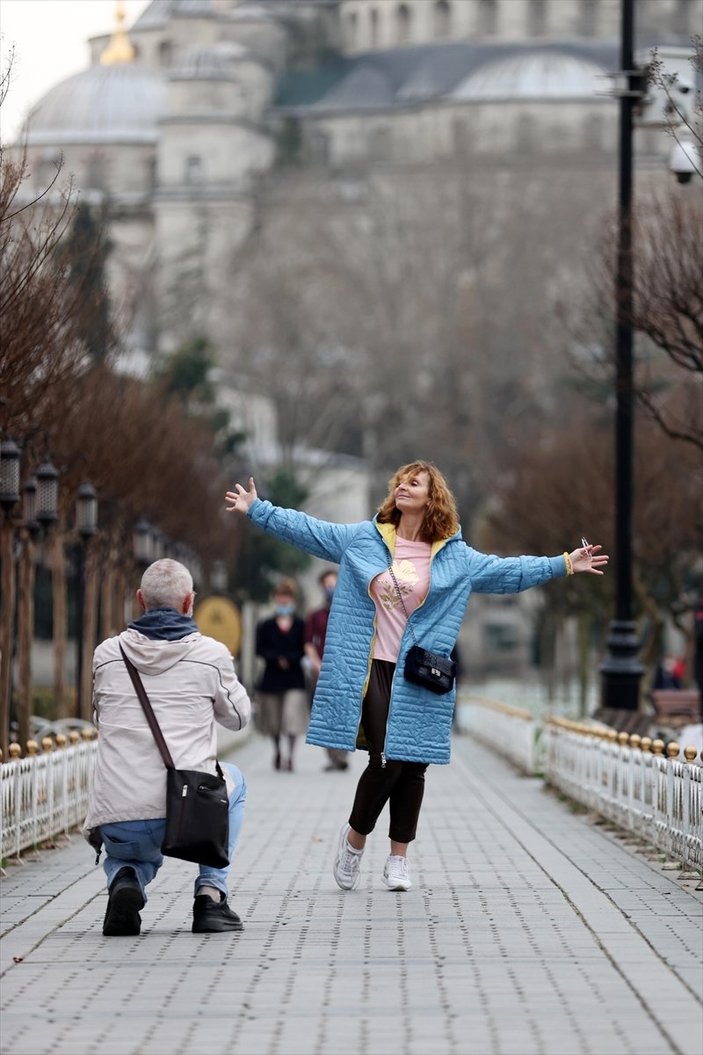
[226,462,608,892]
[255,578,308,772]
[653,655,683,690]
[84,558,251,936]
[305,569,349,771]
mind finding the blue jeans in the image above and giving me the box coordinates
[100,763,247,902]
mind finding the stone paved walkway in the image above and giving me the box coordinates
[1,733,701,1055]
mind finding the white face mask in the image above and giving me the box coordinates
[275,602,295,616]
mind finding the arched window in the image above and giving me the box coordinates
[158,40,172,67]
[145,157,157,192]
[434,0,452,39]
[579,0,598,37]
[584,113,604,151]
[452,117,471,158]
[527,0,547,37]
[347,11,358,49]
[369,126,391,161]
[516,113,535,155]
[397,3,412,45]
[184,155,203,184]
[309,129,330,165]
[369,7,379,47]
[85,152,107,191]
[477,0,498,37]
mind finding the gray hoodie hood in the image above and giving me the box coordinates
[118,627,202,676]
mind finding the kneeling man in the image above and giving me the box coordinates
[84,558,251,936]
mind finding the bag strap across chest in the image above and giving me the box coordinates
[119,644,175,769]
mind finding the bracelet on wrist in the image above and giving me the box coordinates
[563,551,574,576]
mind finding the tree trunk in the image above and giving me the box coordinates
[100,549,116,639]
[116,567,129,632]
[51,532,68,718]
[16,534,36,745]
[80,540,100,720]
[0,519,16,756]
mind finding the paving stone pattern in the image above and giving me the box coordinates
[1,733,701,1055]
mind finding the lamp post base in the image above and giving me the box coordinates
[600,619,644,711]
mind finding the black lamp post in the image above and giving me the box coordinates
[75,483,98,717]
[16,475,44,745]
[133,518,152,568]
[21,476,40,539]
[35,460,59,531]
[0,439,21,756]
[151,527,164,562]
[0,438,21,514]
[599,0,645,711]
[211,560,227,594]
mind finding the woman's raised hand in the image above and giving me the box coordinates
[225,477,258,515]
[570,543,609,575]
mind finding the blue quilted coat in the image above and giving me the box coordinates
[248,499,566,765]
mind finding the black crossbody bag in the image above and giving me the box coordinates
[386,557,456,695]
[120,646,230,869]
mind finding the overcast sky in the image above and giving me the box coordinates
[1,0,150,143]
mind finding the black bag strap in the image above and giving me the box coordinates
[119,644,175,770]
[386,550,419,647]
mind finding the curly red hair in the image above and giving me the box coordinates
[377,461,459,542]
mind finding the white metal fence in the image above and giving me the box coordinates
[463,700,702,873]
[543,720,702,872]
[1,735,97,862]
[463,697,538,774]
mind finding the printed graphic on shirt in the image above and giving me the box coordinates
[377,559,420,611]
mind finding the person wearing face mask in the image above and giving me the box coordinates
[255,578,308,772]
[304,569,349,772]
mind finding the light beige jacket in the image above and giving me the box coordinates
[83,627,251,832]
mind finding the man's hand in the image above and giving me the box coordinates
[225,477,258,515]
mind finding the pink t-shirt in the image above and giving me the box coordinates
[371,537,432,662]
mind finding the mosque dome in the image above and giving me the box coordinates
[23,63,167,147]
[451,49,607,102]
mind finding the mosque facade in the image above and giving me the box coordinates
[17,0,699,371]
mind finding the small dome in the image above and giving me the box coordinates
[23,63,167,146]
[451,50,607,101]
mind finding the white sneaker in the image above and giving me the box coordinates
[333,823,364,890]
[382,854,412,891]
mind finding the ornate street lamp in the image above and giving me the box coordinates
[0,438,21,755]
[35,460,59,528]
[133,518,153,567]
[211,560,227,594]
[21,476,40,539]
[0,438,21,514]
[151,527,164,562]
[74,483,99,719]
[76,483,98,539]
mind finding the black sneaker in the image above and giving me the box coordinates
[192,894,244,933]
[103,867,145,936]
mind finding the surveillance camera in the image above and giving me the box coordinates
[669,138,699,184]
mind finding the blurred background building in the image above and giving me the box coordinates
[16,0,696,373]
[12,0,701,687]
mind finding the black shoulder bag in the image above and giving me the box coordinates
[386,557,456,695]
[120,645,230,869]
